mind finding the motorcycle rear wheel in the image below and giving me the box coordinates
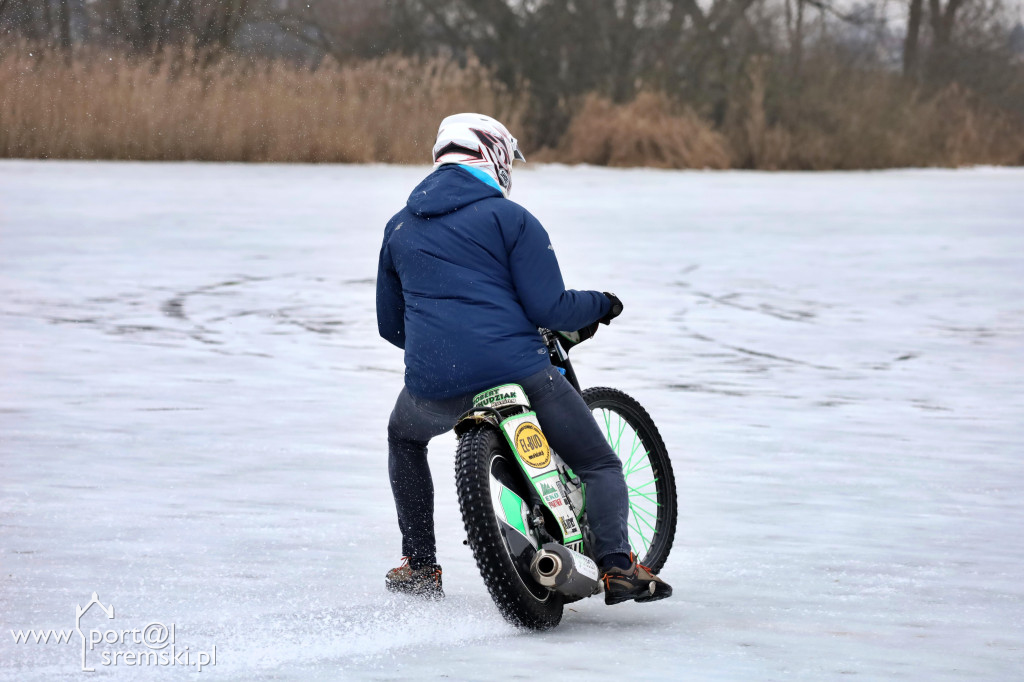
[456,424,563,630]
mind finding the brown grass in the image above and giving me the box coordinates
[548,92,731,169]
[725,58,1024,170]
[1,44,1022,168]
[0,46,524,163]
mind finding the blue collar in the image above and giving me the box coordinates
[455,164,503,194]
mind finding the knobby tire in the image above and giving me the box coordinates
[455,425,563,630]
[583,387,677,573]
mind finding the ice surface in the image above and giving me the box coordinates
[1,161,1022,681]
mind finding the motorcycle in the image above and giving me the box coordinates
[454,327,677,629]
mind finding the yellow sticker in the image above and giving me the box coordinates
[515,422,551,469]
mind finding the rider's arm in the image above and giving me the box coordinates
[505,209,611,332]
[376,222,406,349]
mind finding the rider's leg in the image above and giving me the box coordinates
[519,367,632,570]
[387,387,473,568]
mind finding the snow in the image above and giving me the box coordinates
[1,160,1022,681]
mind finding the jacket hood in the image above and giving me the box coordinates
[406,164,503,218]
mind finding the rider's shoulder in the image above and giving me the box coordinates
[384,207,413,231]
[481,196,542,228]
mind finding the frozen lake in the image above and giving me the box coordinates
[1,160,1022,680]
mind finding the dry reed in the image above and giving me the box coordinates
[0,45,524,163]
[726,58,1024,170]
[2,43,1022,168]
[550,92,731,169]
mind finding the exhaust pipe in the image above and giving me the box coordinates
[529,542,601,599]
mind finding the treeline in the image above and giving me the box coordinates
[1,0,1023,168]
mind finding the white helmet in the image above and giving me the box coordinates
[432,113,526,197]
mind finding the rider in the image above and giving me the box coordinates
[376,113,671,605]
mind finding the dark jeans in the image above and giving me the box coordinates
[387,365,630,567]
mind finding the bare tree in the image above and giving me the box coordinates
[374,0,770,141]
[86,0,252,53]
[786,0,808,79]
[926,0,970,76]
[253,0,390,62]
[56,0,72,51]
[195,0,251,49]
[904,0,925,76]
[0,0,76,48]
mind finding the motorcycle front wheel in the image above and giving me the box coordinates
[455,424,563,630]
[583,387,677,573]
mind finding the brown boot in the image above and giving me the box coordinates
[385,557,444,599]
[601,555,672,605]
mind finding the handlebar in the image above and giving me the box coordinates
[540,328,582,393]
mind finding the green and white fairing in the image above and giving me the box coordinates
[474,383,586,550]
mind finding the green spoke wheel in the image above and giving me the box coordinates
[583,387,677,573]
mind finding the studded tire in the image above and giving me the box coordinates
[456,424,563,630]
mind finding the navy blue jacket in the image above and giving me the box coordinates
[377,165,610,399]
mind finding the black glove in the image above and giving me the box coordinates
[579,320,600,342]
[599,292,623,325]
